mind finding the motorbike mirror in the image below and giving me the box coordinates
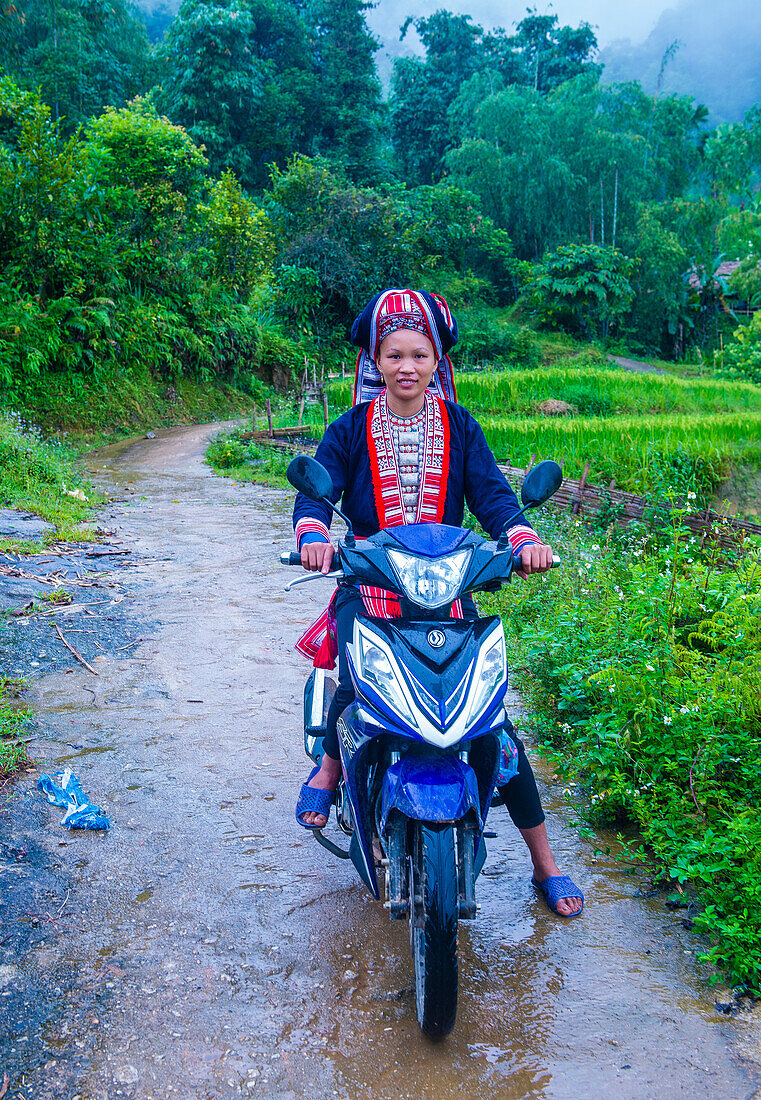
[287,455,333,502]
[520,460,563,509]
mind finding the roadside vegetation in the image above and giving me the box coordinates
[481,507,761,993]
[0,677,30,778]
[0,413,99,547]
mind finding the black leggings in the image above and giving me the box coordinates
[322,585,545,832]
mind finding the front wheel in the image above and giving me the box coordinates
[409,822,458,1039]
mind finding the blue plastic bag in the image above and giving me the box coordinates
[37,769,111,830]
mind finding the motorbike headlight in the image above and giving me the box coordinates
[386,548,472,610]
[359,635,416,726]
[465,634,506,727]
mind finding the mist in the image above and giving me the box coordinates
[600,0,761,123]
[135,0,761,123]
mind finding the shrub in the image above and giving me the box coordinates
[482,510,761,992]
[716,311,761,386]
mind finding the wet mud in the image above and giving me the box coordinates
[1,423,759,1099]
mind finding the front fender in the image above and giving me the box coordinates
[379,753,482,836]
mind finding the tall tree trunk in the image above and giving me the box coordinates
[612,165,619,250]
[51,0,59,119]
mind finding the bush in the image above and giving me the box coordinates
[716,312,761,386]
[481,511,761,992]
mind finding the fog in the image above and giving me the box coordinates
[136,0,761,123]
[366,0,669,49]
[368,0,761,122]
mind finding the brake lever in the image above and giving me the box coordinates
[284,570,344,592]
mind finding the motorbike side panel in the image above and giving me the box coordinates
[379,754,482,837]
[337,702,381,898]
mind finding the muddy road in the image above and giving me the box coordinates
[2,424,759,1099]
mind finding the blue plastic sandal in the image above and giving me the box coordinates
[531,874,584,918]
[295,766,335,828]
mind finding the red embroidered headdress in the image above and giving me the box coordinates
[350,288,458,406]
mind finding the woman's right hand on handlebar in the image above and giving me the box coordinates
[301,540,335,574]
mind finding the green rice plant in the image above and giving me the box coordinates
[454,368,761,418]
[479,412,761,493]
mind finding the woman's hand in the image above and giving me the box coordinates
[516,542,554,577]
[301,540,335,574]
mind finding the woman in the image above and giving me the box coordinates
[292,289,583,917]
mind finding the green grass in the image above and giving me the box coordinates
[0,412,100,548]
[4,372,259,445]
[481,412,761,492]
[0,677,31,778]
[480,509,761,993]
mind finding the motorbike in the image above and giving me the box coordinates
[282,455,562,1039]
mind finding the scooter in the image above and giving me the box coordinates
[282,456,562,1039]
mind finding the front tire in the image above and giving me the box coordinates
[409,823,458,1039]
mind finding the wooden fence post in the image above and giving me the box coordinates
[322,392,329,429]
[573,461,590,514]
[266,398,273,438]
[252,401,256,432]
[297,395,305,429]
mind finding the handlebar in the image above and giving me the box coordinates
[512,551,561,572]
[282,547,560,574]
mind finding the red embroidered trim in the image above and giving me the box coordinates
[294,517,331,549]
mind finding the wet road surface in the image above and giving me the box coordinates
[2,423,759,1099]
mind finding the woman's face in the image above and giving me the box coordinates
[377,328,437,413]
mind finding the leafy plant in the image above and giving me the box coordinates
[481,510,761,992]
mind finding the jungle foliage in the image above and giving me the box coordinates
[482,508,761,993]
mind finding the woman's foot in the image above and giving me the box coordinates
[297,754,342,828]
[518,823,583,917]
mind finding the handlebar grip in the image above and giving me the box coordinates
[280,548,342,566]
[511,552,562,571]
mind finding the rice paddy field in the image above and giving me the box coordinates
[323,358,761,509]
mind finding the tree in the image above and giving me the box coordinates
[495,12,600,93]
[389,11,485,185]
[304,0,386,184]
[0,0,151,127]
[266,155,422,329]
[157,0,316,189]
[530,243,635,338]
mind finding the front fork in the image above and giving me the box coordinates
[383,811,479,922]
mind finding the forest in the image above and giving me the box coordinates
[1,0,761,996]
[3,0,761,413]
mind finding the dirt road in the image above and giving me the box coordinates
[1,424,759,1099]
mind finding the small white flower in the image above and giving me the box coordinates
[663,716,673,726]
[646,664,655,671]
[687,492,697,501]
[609,685,615,693]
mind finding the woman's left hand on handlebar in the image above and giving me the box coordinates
[517,542,554,577]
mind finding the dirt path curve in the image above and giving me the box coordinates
[2,424,759,1100]
[607,354,666,375]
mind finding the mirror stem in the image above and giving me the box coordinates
[326,500,355,546]
[497,502,535,550]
